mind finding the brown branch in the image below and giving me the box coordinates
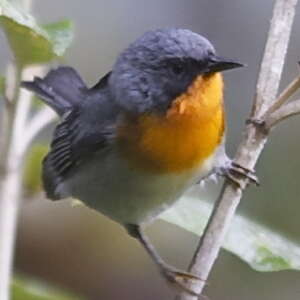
[176,0,299,299]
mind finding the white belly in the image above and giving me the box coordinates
[64,149,215,225]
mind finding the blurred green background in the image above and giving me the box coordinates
[1,0,300,299]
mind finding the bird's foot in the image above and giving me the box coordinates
[125,224,204,297]
[219,161,259,188]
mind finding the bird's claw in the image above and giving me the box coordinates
[223,161,259,188]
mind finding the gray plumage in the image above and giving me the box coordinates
[110,28,216,113]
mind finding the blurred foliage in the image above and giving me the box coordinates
[161,189,300,272]
[12,276,80,300]
[24,144,48,195]
[0,75,5,95]
[32,95,46,108]
[0,0,73,66]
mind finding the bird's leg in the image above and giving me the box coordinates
[126,224,203,296]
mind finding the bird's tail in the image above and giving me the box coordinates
[21,66,87,116]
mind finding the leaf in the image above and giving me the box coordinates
[160,190,300,272]
[0,0,73,66]
[42,20,73,57]
[23,144,48,195]
[0,76,5,96]
[12,277,80,300]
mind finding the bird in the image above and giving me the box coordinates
[22,28,250,295]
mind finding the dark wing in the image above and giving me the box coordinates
[22,66,118,200]
[41,72,118,200]
[42,109,79,200]
[43,104,117,200]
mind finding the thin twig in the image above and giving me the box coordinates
[265,75,300,116]
[266,99,300,128]
[176,0,298,299]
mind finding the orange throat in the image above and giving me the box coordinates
[118,73,225,173]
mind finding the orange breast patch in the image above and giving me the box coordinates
[118,73,225,173]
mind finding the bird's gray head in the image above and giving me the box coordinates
[110,28,243,114]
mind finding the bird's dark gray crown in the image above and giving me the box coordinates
[109,28,216,114]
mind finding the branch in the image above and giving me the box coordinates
[0,1,35,298]
[176,0,299,299]
[265,75,300,116]
[266,99,300,128]
[0,65,22,174]
[252,0,298,118]
[262,73,300,129]
[0,65,25,300]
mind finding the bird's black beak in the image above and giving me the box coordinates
[204,55,245,73]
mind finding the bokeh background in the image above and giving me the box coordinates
[1,0,300,299]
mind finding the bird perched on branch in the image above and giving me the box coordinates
[22,28,251,295]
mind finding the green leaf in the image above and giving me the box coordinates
[23,144,48,195]
[161,190,300,272]
[12,277,80,300]
[0,76,5,96]
[42,20,73,57]
[0,0,73,66]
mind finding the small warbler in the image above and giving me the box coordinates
[22,28,251,295]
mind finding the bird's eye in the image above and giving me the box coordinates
[171,63,184,75]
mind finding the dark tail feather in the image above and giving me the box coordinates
[21,66,87,116]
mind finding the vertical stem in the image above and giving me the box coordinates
[253,0,298,117]
[0,66,21,174]
[0,3,33,299]
[0,158,23,300]
[0,66,24,300]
